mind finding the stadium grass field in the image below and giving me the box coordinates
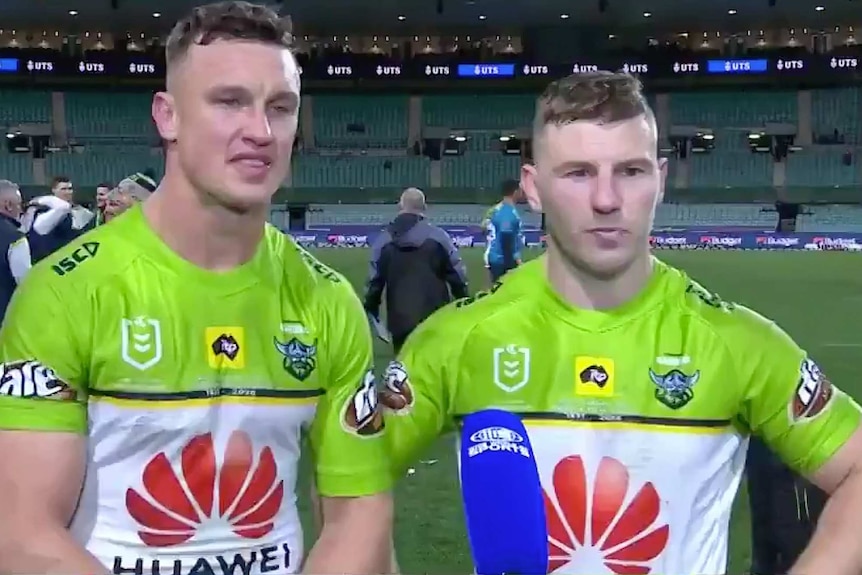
[299,248,862,574]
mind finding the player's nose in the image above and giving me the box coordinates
[242,106,275,144]
[590,175,623,214]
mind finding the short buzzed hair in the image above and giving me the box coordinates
[399,187,426,213]
[0,179,18,198]
[533,71,653,142]
[165,1,294,70]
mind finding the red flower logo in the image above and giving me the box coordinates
[126,431,284,547]
[544,456,669,574]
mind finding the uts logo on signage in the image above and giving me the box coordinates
[126,431,284,546]
[544,456,669,573]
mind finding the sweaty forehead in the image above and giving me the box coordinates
[180,40,300,95]
[541,116,657,167]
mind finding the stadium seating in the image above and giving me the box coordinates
[785,148,861,187]
[440,154,522,188]
[312,95,409,149]
[45,145,164,184]
[65,91,154,141]
[0,86,858,234]
[811,88,862,144]
[292,154,430,188]
[688,151,774,187]
[306,203,543,228]
[669,91,797,126]
[422,94,534,130]
[796,204,862,232]
[654,203,777,228]
[0,90,52,125]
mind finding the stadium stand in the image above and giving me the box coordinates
[1,86,861,232]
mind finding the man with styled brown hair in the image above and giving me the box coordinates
[379,71,862,575]
[0,2,392,574]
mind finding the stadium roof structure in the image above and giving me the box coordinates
[1,0,851,29]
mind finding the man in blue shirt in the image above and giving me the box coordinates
[484,179,524,283]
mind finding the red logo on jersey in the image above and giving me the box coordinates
[126,431,284,547]
[544,456,669,573]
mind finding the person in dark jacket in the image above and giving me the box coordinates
[0,180,31,321]
[364,187,469,353]
[21,176,92,263]
[746,436,827,575]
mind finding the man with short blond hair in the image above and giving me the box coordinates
[381,71,862,575]
[364,186,468,353]
[0,2,392,574]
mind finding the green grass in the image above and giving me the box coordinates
[304,248,862,574]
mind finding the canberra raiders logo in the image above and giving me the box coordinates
[274,337,318,381]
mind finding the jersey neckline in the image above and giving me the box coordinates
[126,204,271,292]
[536,256,673,331]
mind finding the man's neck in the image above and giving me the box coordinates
[142,175,267,272]
[546,239,653,311]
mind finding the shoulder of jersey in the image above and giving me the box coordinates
[681,273,776,342]
[427,259,539,328]
[29,213,135,288]
[271,227,352,297]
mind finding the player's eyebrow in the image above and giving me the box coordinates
[553,157,655,175]
[267,90,299,110]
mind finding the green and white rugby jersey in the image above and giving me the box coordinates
[381,256,861,575]
[0,205,391,575]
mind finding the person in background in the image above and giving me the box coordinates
[103,173,156,222]
[747,436,828,575]
[480,198,502,285]
[0,180,31,319]
[364,187,468,353]
[484,179,524,283]
[21,176,93,262]
[93,182,113,227]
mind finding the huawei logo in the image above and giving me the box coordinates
[544,456,669,573]
[126,431,284,547]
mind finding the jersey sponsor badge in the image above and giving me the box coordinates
[492,345,531,392]
[120,316,163,371]
[0,359,76,400]
[790,358,834,423]
[380,360,414,413]
[649,367,700,409]
[574,357,615,398]
[341,369,384,436]
[206,327,245,369]
[273,336,317,381]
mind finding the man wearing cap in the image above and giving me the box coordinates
[363,187,469,353]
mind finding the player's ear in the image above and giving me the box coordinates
[520,162,542,213]
[152,91,178,142]
[657,157,668,204]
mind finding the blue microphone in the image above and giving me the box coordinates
[459,409,548,575]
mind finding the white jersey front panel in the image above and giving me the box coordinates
[72,400,317,575]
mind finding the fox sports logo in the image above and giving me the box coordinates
[470,426,524,443]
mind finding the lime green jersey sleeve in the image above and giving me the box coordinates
[734,306,861,474]
[0,267,88,433]
[381,308,464,475]
[308,273,394,497]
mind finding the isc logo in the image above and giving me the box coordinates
[51,241,100,276]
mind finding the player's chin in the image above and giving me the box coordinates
[579,250,635,279]
[213,184,276,213]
